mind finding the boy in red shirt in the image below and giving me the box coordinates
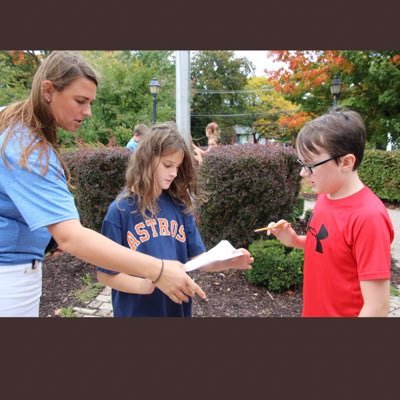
[268,109,394,317]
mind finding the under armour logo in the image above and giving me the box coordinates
[306,213,328,253]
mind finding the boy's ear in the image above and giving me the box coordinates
[341,154,356,170]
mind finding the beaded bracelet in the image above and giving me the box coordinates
[152,259,164,284]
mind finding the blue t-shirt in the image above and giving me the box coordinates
[126,138,138,151]
[97,192,206,317]
[0,126,79,265]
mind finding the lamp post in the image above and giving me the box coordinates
[149,78,160,123]
[330,75,342,108]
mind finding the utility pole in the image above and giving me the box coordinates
[175,51,191,145]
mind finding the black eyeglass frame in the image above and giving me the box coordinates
[296,155,345,175]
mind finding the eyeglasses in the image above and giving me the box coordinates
[297,156,343,175]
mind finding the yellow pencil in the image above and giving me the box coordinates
[254,221,288,233]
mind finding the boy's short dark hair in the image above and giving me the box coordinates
[133,124,148,137]
[296,108,366,170]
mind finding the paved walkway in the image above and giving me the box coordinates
[74,286,113,317]
[73,200,400,317]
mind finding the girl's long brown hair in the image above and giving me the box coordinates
[0,51,98,180]
[121,122,199,218]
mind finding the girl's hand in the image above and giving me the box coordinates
[227,248,253,270]
[140,278,156,295]
[200,248,254,272]
[155,260,207,304]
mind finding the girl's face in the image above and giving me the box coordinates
[153,149,184,195]
[45,77,96,132]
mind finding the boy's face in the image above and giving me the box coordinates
[298,149,346,196]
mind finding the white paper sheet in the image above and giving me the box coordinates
[184,240,243,272]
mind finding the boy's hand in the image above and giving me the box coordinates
[266,219,306,250]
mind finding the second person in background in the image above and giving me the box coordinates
[97,123,253,317]
[126,123,148,151]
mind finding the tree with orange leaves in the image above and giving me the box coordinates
[266,50,400,149]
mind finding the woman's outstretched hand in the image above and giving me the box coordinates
[155,260,207,304]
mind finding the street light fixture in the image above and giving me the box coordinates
[330,75,342,108]
[149,78,160,123]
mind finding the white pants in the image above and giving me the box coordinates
[0,262,42,317]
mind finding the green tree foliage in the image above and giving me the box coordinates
[60,51,176,147]
[0,50,176,147]
[340,51,400,149]
[190,51,254,144]
[0,51,44,105]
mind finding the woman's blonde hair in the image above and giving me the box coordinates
[121,122,199,218]
[0,51,98,179]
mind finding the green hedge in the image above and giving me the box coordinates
[245,239,303,292]
[359,150,400,202]
[62,147,400,241]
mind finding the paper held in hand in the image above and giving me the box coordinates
[184,240,243,272]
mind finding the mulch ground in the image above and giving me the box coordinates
[39,253,400,318]
[39,210,400,317]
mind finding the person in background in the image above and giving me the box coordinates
[267,108,393,317]
[0,51,205,317]
[205,121,220,142]
[192,122,222,165]
[97,123,253,317]
[126,123,147,151]
[207,135,220,148]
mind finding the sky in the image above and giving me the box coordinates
[234,50,283,76]
[188,50,284,77]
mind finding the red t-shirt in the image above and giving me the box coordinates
[302,186,394,317]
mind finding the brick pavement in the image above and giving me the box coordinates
[73,286,113,317]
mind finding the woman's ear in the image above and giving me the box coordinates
[41,80,54,103]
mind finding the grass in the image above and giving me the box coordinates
[390,284,400,297]
[58,306,76,318]
[74,273,105,304]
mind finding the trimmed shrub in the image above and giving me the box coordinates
[245,239,303,292]
[63,147,131,231]
[359,150,400,202]
[197,143,302,249]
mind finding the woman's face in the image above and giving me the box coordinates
[46,77,97,132]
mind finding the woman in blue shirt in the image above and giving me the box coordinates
[0,51,208,316]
